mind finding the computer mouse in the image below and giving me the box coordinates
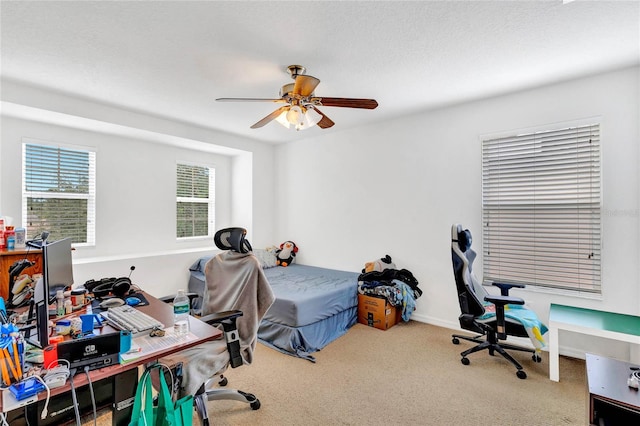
[99,298,125,309]
[125,296,141,306]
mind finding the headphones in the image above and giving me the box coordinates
[88,277,132,299]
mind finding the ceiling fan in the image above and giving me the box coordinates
[216,65,378,131]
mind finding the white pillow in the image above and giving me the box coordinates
[254,248,278,269]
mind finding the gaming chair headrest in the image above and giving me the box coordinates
[452,224,472,252]
[214,227,253,254]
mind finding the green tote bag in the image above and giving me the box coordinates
[129,364,193,426]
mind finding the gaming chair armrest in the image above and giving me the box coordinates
[158,292,200,309]
[199,310,243,325]
[491,282,525,296]
[200,310,244,369]
[160,294,244,368]
[484,294,525,306]
[484,295,524,339]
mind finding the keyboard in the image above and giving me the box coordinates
[102,305,164,335]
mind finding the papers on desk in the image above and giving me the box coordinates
[119,327,199,364]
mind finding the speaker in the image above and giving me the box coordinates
[43,345,58,370]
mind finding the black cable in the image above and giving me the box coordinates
[84,366,98,426]
[69,368,82,426]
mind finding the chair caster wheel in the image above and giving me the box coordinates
[461,357,470,365]
[250,399,261,410]
[532,354,542,363]
[516,370,527,379]
[452,337,460,345]
[218,377,228,386]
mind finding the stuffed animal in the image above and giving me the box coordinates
[363,254,396,273]
[276,241,298,267]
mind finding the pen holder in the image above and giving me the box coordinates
[0,342,23,385]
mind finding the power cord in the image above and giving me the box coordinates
[30,375,51,420]
[44,358,70,389]
[69,368,82,426]
[2,369,54,423]
[84,365,98,426]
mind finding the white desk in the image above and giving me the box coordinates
[548,303,640,382]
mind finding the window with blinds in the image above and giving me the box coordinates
[481,122,601,294]
[176,163,215,238]
[22,141,96,245]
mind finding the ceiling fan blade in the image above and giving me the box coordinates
[314,97,378,109]
[313,107,335,129]
[293,75,321,97]
[217,97,287,103]
[250,106,289,129]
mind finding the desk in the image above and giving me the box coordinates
[1,292,221,425]
[549,303,640,382]
[586,353,640,425]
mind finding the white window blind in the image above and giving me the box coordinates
[22,141,96,245]
[481,123,601,294]
[176,163,215,238]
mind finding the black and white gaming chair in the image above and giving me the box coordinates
[450,224,543,379]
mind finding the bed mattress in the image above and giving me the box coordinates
[262,264,359,327]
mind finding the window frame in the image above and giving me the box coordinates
[176,162,215,240]
[480,120,602,295]
[21,138,96,247]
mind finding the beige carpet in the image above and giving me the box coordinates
[86,321,586,425]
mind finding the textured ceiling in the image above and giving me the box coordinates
[1,1,638,144]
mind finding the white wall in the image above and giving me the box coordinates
[275,66,640,360]
[2,68,638,359]
[0,81,276,298]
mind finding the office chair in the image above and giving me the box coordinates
[162,227,275,425]
[450,224,544,379]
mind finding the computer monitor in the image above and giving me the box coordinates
[30,237,74,348]
[43,237,74,298]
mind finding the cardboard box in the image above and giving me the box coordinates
[358,294,401,330]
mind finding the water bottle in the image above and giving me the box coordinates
[56,290,65,317]
[173,289,190,336]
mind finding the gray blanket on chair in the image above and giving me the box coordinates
[162,251,275,396]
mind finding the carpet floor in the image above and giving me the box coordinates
[83,321,586,425]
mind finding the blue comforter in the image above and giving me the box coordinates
[262,265,359,327]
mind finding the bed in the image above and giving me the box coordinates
[188,253,359,362]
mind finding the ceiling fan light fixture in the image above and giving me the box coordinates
[276,106,322,131]
[286,105,305,127]
[275,109,291,129]
[304,107,322,127]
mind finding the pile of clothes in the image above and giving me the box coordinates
[357,255,422,321]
